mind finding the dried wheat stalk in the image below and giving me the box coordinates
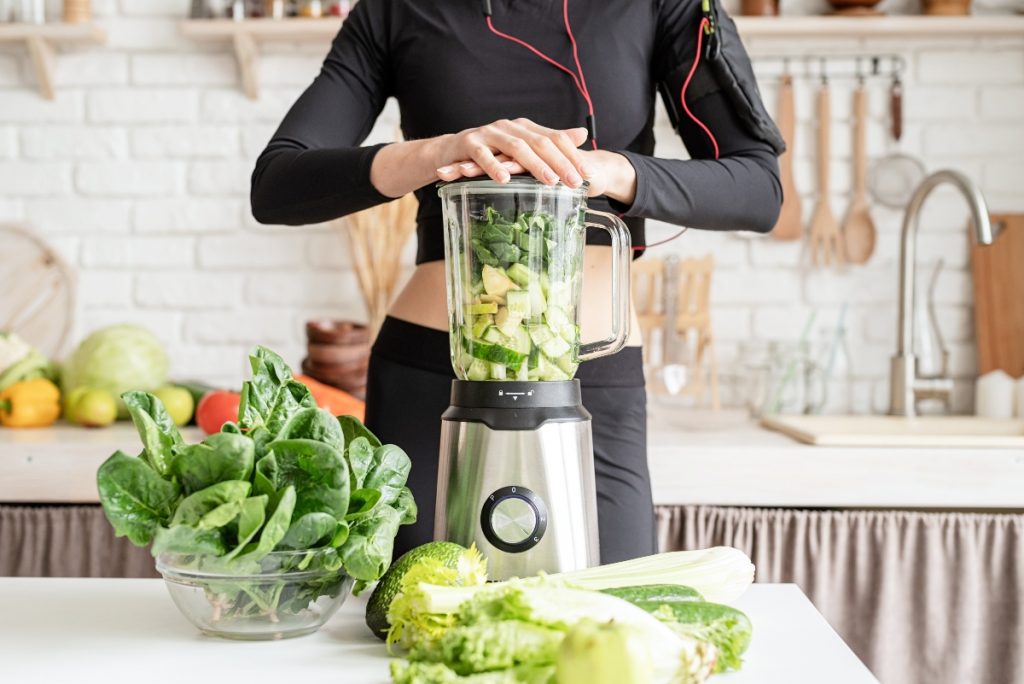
[337,193,418,339]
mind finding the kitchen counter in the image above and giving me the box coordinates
[0,578,877,683]
[1,413,1023,508]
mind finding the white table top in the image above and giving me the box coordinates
[0,578,877,683]
[3,413,1023,509]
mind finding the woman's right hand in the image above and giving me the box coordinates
[434,119,591,189]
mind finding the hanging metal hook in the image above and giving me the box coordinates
[819,56,828,85]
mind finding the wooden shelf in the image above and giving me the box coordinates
[0,22,107,100]
[180,18,342,98]
[734,15,1024,39]
[179,15,1024,99]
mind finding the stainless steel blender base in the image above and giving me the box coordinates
[435,418,600,580]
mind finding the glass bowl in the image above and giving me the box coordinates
[156,548,354,640]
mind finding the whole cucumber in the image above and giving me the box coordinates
[600,584,704,604]
[637,601,753,673]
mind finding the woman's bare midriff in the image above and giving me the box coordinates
[388,245,643,348]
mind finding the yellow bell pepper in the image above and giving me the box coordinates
[0,378,61,428]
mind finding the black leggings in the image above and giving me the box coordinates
[364,316,656,564]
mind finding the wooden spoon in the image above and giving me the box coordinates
[808,80,844,268]
[772,74,803,241]
[842,82,876,264]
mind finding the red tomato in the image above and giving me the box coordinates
[196,391,241,435]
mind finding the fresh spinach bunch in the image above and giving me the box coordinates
[97,346,416,615]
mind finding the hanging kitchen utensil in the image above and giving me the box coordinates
[772,71,803,241]
[808,74,844,267]
[971,214,1024,378]
[869,74,925,209]
[0,224,76,359]
[841,76,877,264]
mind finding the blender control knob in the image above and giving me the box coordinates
[480,486,547,553]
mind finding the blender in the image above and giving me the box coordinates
[434,178,631,580]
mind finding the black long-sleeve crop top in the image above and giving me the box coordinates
[251,0,783,264]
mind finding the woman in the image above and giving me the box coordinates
[251,0,783,563]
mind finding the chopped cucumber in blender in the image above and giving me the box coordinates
[540,335,571,360]
[455,204,584,381]
[506,290,531,317]
[494,307,524,338]
[471,315,493,339]
[467,358,490,381]
[507,263,532,288]
[468,302,498,315]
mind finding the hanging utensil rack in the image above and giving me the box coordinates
[753,54,907,82]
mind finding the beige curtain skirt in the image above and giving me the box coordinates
[658,505,1023,684]
[1,504,1020,684]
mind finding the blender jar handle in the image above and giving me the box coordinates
[579,209,632,362]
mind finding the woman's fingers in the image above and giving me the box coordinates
[510,119,590,183]
[485,129,561,186]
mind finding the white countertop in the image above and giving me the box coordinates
[0,578,877,684]
[1,412,1022,508]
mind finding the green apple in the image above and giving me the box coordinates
[153,384,195,426]
[70,388,118,428]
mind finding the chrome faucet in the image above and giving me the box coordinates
[889,170,994,417]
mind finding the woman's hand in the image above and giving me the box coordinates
[443,147,638,205]
[435,118,591,188]
[369,117,636,205]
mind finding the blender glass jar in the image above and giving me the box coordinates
[439,178,631,382]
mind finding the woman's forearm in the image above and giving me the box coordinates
[369,135,453,198]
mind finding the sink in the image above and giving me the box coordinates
[762,415,1024,448]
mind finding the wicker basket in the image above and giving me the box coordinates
[63,0,91,22]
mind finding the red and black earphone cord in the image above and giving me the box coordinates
[483,2,720,249]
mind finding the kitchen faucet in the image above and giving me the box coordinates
[889,170,994,417]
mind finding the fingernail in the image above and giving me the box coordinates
[497,170,510,182]
[437,166,453,174]
[459,162,475,170]
[567,171,582,186]
[502,161,517,169]
[543,170,558,184]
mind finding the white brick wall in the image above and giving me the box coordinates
[0,1,1021,400]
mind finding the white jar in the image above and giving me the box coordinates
[975,370,1015,419]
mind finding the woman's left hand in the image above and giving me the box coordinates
[447,149,637,205]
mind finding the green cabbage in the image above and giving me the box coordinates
[63,325,168,418]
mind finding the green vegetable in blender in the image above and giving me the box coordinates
[458,207,582,381]
[96,346,417,627]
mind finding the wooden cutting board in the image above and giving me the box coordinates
[971,213,1024,377]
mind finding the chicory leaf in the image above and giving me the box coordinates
[151,525,226,557]
[339,503,402,582]
[243,485,296,562]
[339,415,382,449]
[224,495,269,561]
[364,444,412,507]
[271,438,350,519]
[346,437,374,490]
[275,406,345,453]
[277,512,337,551]
[170,432,255,495]
[122,391,182,477]
[345,488,382,521]
[96,451,180,547]
[253,453,278,499]
[392,486,418,526]
[171,480,251,527]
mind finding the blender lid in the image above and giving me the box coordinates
[436,176,589,196]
